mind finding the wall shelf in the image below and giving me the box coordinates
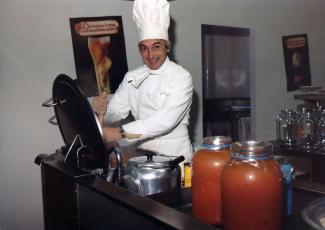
[294,93,325,104]
[272,141,325,184]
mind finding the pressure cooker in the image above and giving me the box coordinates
[122,151,185,196]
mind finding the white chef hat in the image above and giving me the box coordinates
[133,0,170,42]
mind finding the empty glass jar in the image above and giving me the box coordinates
[277,109,297,147]
[276,110,285,143]
[296,104,311,146]
[300,111,316,150]
[316,110,325,152]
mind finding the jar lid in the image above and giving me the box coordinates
[199,136,232,150]
[231,140,273,160]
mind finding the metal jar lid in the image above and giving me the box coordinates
[231,140,273,160]
[198,136,232,150]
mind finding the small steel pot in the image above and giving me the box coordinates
[122,152,184,196]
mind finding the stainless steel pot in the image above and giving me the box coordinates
[122,152,184,196]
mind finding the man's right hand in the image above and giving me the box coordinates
[92,91,108,116]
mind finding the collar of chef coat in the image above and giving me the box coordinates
[126,57,173,95]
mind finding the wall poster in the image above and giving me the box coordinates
[282,34,311,92]
[70,16,128,97]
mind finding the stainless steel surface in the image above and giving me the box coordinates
[122,152,183,196]
[109,148,122,184]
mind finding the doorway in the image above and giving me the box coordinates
[202,24,251,141]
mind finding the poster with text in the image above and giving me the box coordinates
[70,16,128,97]
[282,34,311,92]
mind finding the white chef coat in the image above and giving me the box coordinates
[104,57,193,162]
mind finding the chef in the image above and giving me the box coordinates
[92,0,194,165]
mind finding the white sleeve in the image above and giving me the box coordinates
[123,71,193,140]
[104,76,131,124]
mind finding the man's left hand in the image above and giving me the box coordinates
[102,127,122,143]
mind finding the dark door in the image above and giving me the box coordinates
[202,24,251,141]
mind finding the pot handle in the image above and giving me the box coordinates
[169,155,185,169]
[42,97,66,107]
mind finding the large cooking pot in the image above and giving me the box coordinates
[122,151,185,196]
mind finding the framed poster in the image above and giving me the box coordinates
[282,34,311,92]
[70,16,128,97]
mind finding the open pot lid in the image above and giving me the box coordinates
[51,74,106,154]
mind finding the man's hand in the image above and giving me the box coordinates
[102,127,122,144]
[102,127,142,144]
[92,91,108,125]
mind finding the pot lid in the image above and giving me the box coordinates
[128,155,175,169]
[51,74,106,154]
[128,152,184,169]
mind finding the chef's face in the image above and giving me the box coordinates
[138,39,169,70]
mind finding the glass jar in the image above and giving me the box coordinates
[192,136,232,225]
[316,110,325,152]
[313,104,323,122]
[279,109,297,147]
[301,112,316,150]
[222,141,283,230]
[296,105,311,146]
[297,104,312,119]
[276,110,285,143]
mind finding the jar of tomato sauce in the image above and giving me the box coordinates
[192,136,232,225]
[222,141,283,230]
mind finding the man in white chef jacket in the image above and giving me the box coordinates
[92,0,193,164]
